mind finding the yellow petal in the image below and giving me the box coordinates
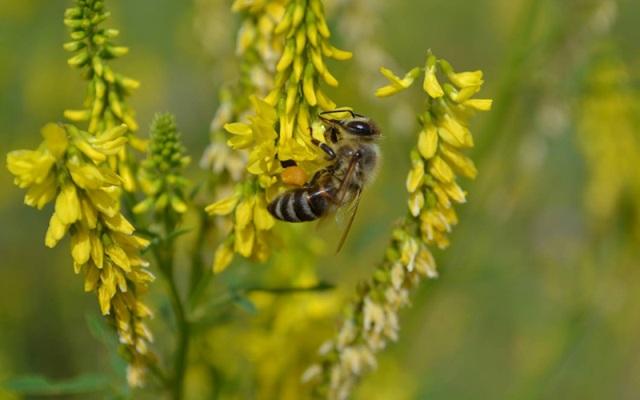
[429,156,454,183]
[440,144,477,179]
[24,173,57,209]
[102,212,135,235]
[449,70,483,88]
[41,123,68,160]
[212,242,234,274]
[415,247,438,278]
[417,125,438,159]
[80,196,98,229]
[90,232,104,268]
[442,181,467,203]
[235,197,255,229]
[439,115,473,148]
[234,223,255,257]
[224,122,252,136]
[463,98,493,111]
[205,192,240,216]
[67,157,105,189]
[74,137,106,163]
[84,264,100,291]
[106,244,131,272]
[86,188,119,217]
[408,191,424,217]
[71,225,91,265]
[45,213,68,248]
[55,183,81,225]
[253,195,275,230]
[406,159,424,193]
[170,195,188,213]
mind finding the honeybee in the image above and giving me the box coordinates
[267,109,381,251]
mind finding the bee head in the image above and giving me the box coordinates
[319,110,380,140]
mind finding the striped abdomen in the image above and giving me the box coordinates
[267,186,334,222]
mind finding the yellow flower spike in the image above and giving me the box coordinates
[417,125,439,159]
[41,123,69,159]
[206,192,242,216]
[424,53,444,98]
[312,52,490,398]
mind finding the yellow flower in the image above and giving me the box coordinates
[7,121,155,384]
[375,66,421,97]
[208,0,353,267]
[423,52,444,98]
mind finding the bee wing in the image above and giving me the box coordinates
[335,186,362,253]
[333,152,363,253]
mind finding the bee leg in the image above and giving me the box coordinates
[308,127,336,160]
[319,109,361,118]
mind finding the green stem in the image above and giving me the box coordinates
[154,214,190,400]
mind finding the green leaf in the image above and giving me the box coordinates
[1,373,109,396]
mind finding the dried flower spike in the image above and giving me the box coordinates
[306,51,492,399]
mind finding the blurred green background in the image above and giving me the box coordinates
[2,0,640,399]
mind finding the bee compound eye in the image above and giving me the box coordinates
[346,120,372,136]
